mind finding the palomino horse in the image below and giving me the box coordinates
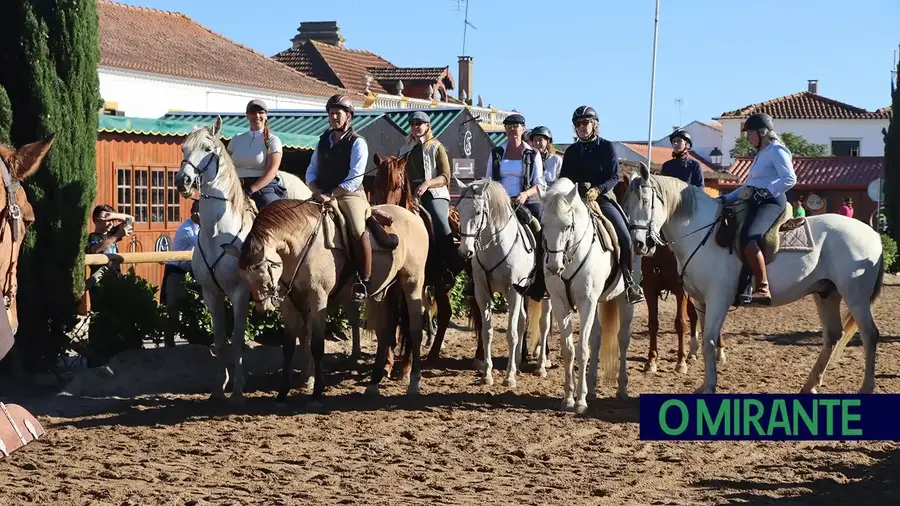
[540,178,634,413]
[0,136,53,361]
[175,117,315,402]
[623,164,884,394]
[370,153,484,365]
[225,198,429,400]
[456,178,550,388]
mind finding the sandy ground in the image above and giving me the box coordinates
[2,278,900,505]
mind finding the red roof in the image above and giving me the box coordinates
[716,91,890,120]
[621,143,718,173]
[720,157,883,189]
[97,1,352,99]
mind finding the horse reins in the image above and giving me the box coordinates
[543,205,596,314]
[0,157,22,311]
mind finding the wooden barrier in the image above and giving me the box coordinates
[84,251,193,266]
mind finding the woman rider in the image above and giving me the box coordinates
[398,110,456,290]
[719,112,797,306]
[227,99,286,211]
[529,125,563,186]
[558,105,644,304]
[487,113,546,300]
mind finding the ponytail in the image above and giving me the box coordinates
[263,118,271,152]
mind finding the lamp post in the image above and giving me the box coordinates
[710,147,724,171]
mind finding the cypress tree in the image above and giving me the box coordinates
[884,61,900,242]
[0,87,11,145]
[0,0,101,371]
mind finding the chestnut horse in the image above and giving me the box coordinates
[371,153,484,366]
[0,136,54,363]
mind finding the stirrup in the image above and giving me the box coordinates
[440,270,456,291]
[626,282,645,305]
[750,282,772,306]
[351,279,370,302]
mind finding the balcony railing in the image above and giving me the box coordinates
[360,92,512,130]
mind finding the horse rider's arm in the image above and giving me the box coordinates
[766,146,797,198]
[305,145,321,193]
[248,134,284,194]
[522,149,545,198]
[424,144,451,189]
[693,159,705,189]
[592,143,621,196]
[338,137,368,193]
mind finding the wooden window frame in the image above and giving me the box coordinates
[114,164,182,231]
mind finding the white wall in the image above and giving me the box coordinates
[655,121,723,161]
[99,66,329,118]
[718,118,889,165]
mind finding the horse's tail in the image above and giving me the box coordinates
[525,297,542,353]
[828,253,884,367]
[599,300,621,382]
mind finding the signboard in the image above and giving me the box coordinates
[453,158,475,178]
[867,179,884,202]
[155,235,171,252]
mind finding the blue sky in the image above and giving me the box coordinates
[124,0,898,143]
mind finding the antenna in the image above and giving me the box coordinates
[674,97,683,128]
[460,0,477,55]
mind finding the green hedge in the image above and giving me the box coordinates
[882,233,897,274]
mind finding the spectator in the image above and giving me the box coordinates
[839,197,854,218]
[793,196,806,218]
[161,200,200,347]
[86,204,133,279]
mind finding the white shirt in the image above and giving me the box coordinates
[725,141,797,203]
[227,130,283,179]
[542,153,563,185]
[168,218,199,270]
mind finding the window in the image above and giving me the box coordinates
[831,140,860,157]
[116,165,181,229]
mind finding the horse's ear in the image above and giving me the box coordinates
[566,183,578,203]
[454,176,469,189]
[373,153,383,166]
[221,243,240,258]
[9,134,55,181]
[211,116,223,138]
[639,162,650,181]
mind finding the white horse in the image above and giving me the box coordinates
[622,163,884,394]
[539,178,634,413]
[455,178,551,387]
[175,117,312,402]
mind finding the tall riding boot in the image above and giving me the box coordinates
[352,230,373,302]
[743,241,771,305]
[439,235,457,291]
[529,221,547,300]
[621,247,644,304]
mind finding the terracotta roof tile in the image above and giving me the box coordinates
[98,0,353,99]
[368,67,453,87]
[716,91,890,120]
[621,143,719,174]
[721,157,883,188]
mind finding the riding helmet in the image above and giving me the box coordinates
[741,112,775,132]
[668,128,692,148]
[326,94,355,117]
[530,125,553,142]
[572,106,598,124]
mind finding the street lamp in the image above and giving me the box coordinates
[710,147,724,170]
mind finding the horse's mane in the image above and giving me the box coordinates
[240,199,322,267]
[373,154,413,208]
[543,178,582,221]
[479,179,512,225]
[183,127,244,213]
[643,174,701,224]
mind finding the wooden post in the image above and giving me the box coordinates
[84,250,193,266]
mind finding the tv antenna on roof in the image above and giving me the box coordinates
[458,0,477,55]
[675,97,683,128]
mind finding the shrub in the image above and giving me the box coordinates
[87,272,166,365]
[882,233,898,273]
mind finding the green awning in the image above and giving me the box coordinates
[163,110,384,138]
[487,131,507,146]
[383,108,463,137]
[99,115,320,149]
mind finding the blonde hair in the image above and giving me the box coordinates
[407,123,435,144]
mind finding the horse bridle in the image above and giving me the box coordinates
[543,204,596,313]
[0,156,22,311]
[625,181,666,249]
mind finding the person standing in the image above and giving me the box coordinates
[161,200,200,347]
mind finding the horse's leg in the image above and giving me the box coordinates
[201,287,228,401]
[366,301,392,397]
[801,291,842,394]
[687,297,700,362]
[643,292,659,374]
[674,289,689,374]
[586,308,602,401]
[697,296,730,394]
[308,302,328,402]
[616,295,635,400]
[347,302,361,365]
[475,274,494,386]
[536,298,552,377]
[504,288,525,388]
[848,300,879,394]
[396,293,414,382]
[403,279,425,396]
[426,289,452,362]
[573,297,598,414]
[228,288,250,403]
[277,306,301,403]
[472,297,485,371]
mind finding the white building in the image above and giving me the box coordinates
[652,120,724,162]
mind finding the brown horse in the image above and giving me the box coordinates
[0,136,54,362]
[371,153,484,366]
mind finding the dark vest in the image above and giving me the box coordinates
[314,129,361,193]
[491,145,536,192]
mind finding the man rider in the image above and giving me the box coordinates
[305,94,372,302]
[662,129,704,189]
[558,105,644,304]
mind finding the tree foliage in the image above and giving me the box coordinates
[884,64,900,243]
[730,131,829,158]
[0,1,102,371]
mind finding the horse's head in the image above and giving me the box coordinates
[454,177,505,261]
[623,163,667,256]
[178,117,225,198]
[0,135,54,333]
[540,178,584,275]
[372,153,410,207]
[223,235,283,313]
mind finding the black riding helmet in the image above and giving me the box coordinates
[669,128,692,148]
[530,125,552,142]
[326,94,355,117]
[572,106,598,124]
[741,112,775,132]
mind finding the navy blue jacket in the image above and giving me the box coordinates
[559,137,620,197]
[661,157,704,189]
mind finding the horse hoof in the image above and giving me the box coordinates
[587,390,597,401]
[574,402,589,415]
[716,349,727,365]
[473,359,485,372]
[365,384,380,397]
[504,376,517,389]
[208,392,225,401]
[643,361,658,374]
[800,387,817,394]
[617,390,629,401]
[859,385,875,394]
[676,361,688,374]
[537,368,548,378]
[694,385,714,394]
[229,394,246,405]
[407,384,420,396]
[561,398,575,411]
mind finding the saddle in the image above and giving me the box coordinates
[586,199,621,260]
[0,402,46,459]
[321,201,400,252]
[715,200,814,265]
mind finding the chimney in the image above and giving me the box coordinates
[458,56,473,105]
[292,21,345,49]
[808,79,818,94]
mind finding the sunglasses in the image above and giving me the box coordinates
[504,123,522,130]
[410,120,426,127]
[575,119,591,127]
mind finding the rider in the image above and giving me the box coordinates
[558,105,644,304]
[306,94,372,302]
[488,113,547,300]
[227,99,286,211]
[719,112,797,306]
[662,129,704,189]
[529,126,563,186]
[398,110,456,290]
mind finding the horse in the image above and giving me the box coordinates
[623,164,884,394]
[539,177,634,413]
[175,117,317,402]
[0,136,54,364]
[455,178,550,388]
[370,153,484,366]
[224,197,430,400]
